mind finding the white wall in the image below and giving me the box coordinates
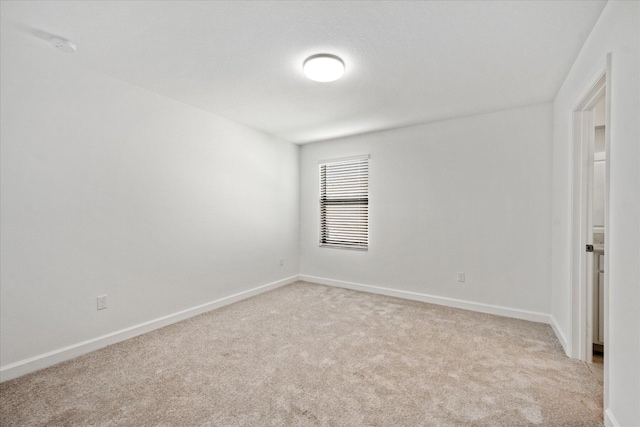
[300,104,553,317]
[0,32,299,376]
[551,1,639,425]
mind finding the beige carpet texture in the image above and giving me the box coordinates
[1,281,603,426]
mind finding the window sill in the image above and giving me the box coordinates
[319,244,368,251]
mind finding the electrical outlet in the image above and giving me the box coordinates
[279,258,284,267]
[97,295,108,310]
[457,272,465,283]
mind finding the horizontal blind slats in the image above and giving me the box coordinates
[319,157,368,249]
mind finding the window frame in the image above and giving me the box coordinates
[318,155,369,250]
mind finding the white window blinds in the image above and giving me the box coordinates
[319,156,369,250]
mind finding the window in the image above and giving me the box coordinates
[319,155,369,250]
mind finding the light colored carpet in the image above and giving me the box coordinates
[1,281,602,426]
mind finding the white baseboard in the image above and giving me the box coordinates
[300,275,550,324]
[0,275,299,383]
[604,409,621,427]
[549,315,568,355]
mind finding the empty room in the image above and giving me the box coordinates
[1,1,638,426]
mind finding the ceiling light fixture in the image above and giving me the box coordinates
[303,54,344,82]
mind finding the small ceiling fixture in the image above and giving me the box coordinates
[303,54,344,82]
[50,36,76,53]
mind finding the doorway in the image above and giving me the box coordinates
[587,95,605,384]
[570,64,609,399]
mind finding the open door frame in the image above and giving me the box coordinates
[571,71,603,363]
[569,54,611,404]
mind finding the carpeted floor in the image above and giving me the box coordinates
[0,281,603,426]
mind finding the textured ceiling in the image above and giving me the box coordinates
[1,1,606,144]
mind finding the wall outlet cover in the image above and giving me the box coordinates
[97,295,108,310]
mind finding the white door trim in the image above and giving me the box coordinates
[568,54,611,409]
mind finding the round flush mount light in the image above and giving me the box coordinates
[50,37,76,53]
[303,54,345,82]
